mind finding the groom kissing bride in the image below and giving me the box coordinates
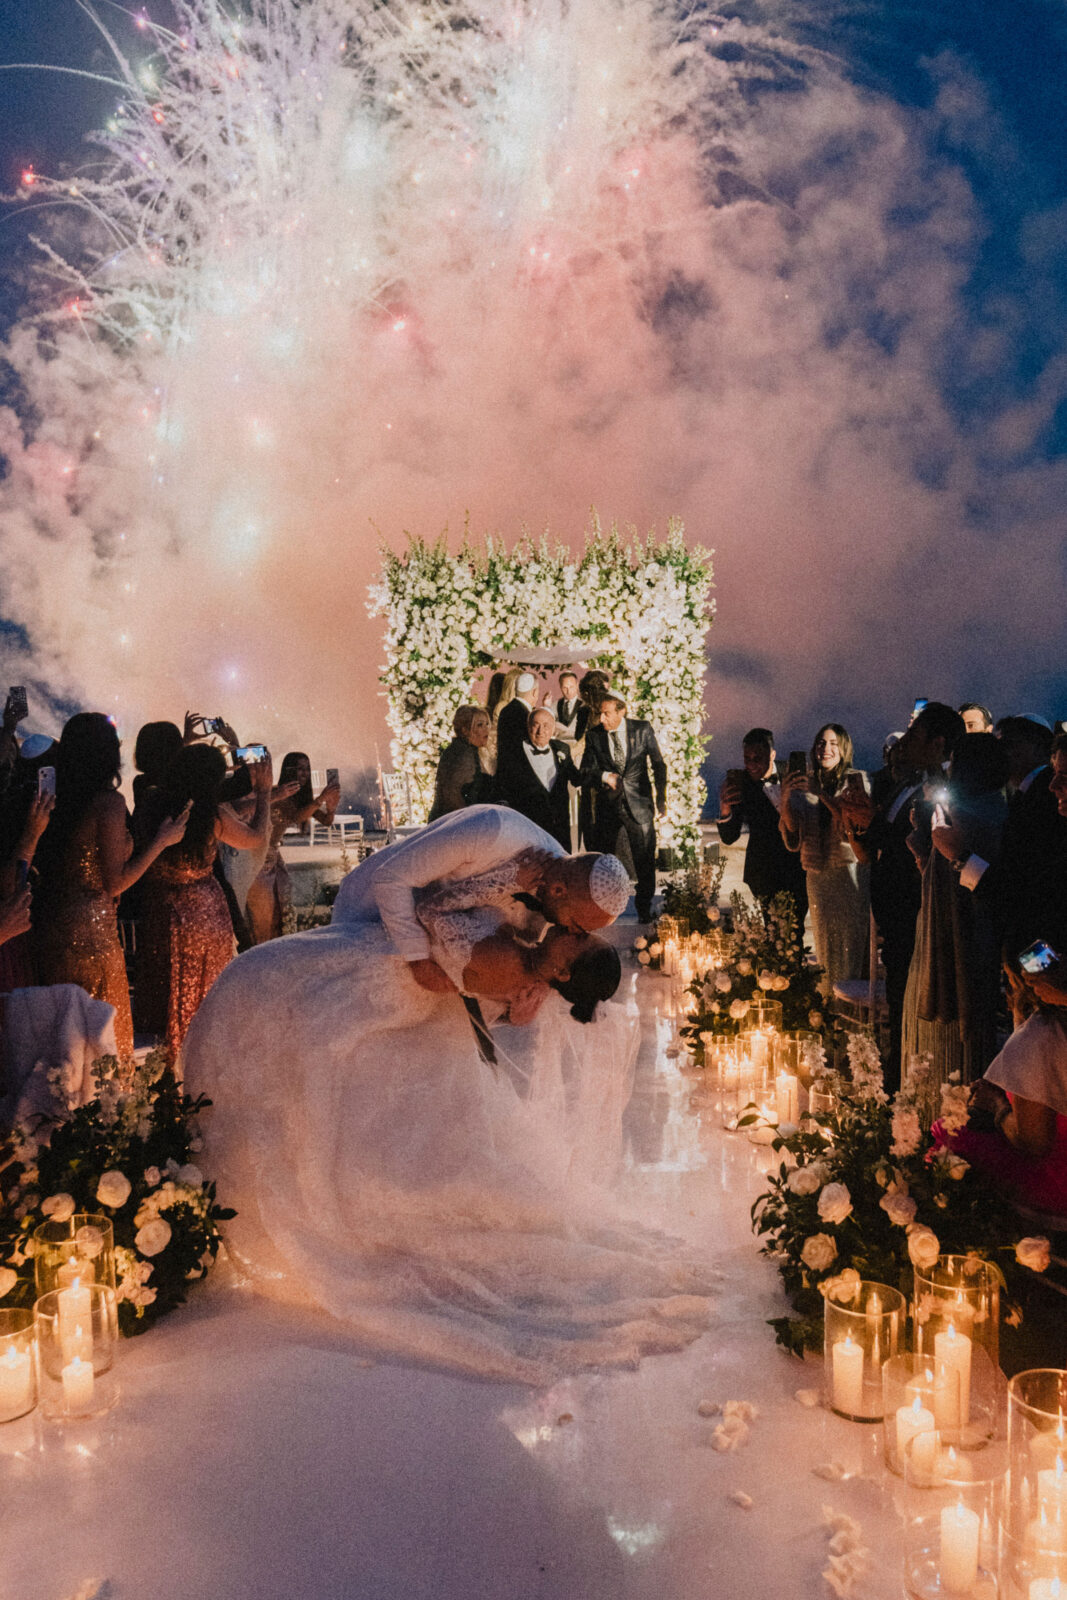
[183,805,715,1385]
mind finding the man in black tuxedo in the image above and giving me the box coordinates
[496,706,580,850]
[494,671,542,793]
[580,690,666,923]
[716,728,808,931]
[554,670,588,743]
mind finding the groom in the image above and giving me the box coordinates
[331,803,631,993]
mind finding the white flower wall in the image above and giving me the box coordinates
[367,518,715,854]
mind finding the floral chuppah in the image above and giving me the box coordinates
[368,516,714,856]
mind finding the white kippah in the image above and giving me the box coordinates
[517,672,537,693]
[588,853,631,919]
[1017,712,1053,732]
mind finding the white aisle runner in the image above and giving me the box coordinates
[2,973,905,1600]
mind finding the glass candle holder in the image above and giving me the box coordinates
[824,1279,905,1421]
[1005,1371,1067,1551]
[0,1308,37,1424]
[776,1031,820,1082]
[998,1522,1067,1599]
[34,1285,118,1422]
[914,1255,1002,1446]
[901,1433,1006,1597]
[773,1065,800,1129]
[33,1214,116,1300]
[746,997,784,1035]
[884,1353,962,1475]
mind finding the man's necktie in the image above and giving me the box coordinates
[610,729,625,771]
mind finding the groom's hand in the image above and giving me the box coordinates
[408,958,456,994]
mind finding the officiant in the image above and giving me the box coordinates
[495,706,581,851]
[580,691,667,925]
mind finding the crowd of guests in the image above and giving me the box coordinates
[717,702,1067,1226]
[429,665,667,924]
[0,698,340,1065]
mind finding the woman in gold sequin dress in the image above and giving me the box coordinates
[138,743,274,1059]
[33,714,190,1058]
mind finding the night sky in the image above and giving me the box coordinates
[2,2,1067,763]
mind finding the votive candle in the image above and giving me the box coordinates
[833,1333,865,1416]
[60,1355,94,1413]
[934,1322,972,1426]
[896,1393,936,1461]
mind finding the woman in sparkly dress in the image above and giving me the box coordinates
[32,713,190,1057]
[139,744,275,1060]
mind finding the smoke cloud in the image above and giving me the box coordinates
[1,1,1064,775]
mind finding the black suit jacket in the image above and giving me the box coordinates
[718,774,806,905]
[555,696,589,741]
[967,768,1067,945]
[494,697,535,788]
[497,739,580,850]
[580,719,667,835]
[858,780,923,953]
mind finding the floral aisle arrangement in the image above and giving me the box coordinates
[680,891,832,1053]
[751,1036,1050,1356]
[368,516,714,854]
[635,860,726,968]
[0,1049,233,1336]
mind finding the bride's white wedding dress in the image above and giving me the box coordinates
[182,905,715,1385]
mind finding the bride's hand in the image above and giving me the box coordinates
[505,982,550,1026]
[408,957,456,994]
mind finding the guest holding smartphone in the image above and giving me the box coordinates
[245,751,339,944]
[717,729,808,932]
[779,723,870,995]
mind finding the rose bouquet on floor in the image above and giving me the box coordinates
[680,891,831,1054]
[751,1035,1050,1355]
[0,1048,233,1335]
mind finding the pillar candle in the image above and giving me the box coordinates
[907,1368,957,1433]
[1038,1458,1067,1521]
[1027,1506,1067,1555]
[56,1255,84,1289]
[896,1393,936,1462]
[1033,1419,1067,1471]
[934,1322,972,1426]
[57,1278,92,1351]
[0,1343,33,1422]
[775,1071,799,1127]
[60,1320,92,1366]
[940,1501,980,1595]
[832,1333,865,1416]
[60,1354,94,1413]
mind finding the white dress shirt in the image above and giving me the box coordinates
[525,742,557,790]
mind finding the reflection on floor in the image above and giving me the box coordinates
[2,957,904,1600]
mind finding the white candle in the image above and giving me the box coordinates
[896,1393,936,1461]
[1033,1417,1067,1471]
[1027,1506,1067,1555]
[1039,1457,1067,1521]
[60,1320,92,1366]
[940,1501,980,1595]
[832,1332,865,1416]
[56,1254,83,1289]
[1030,1578,1063,1600]
[775,1071,799,1126]
[907,1367,957,1433]
[0,1342,33,1422]
[57,1278,92,1351]
[934,1322,972,1426]
[60,1354,94,1413]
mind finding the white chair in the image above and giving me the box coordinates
[380,772,414,840]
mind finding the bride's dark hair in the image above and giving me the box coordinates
[550,943,621,1024]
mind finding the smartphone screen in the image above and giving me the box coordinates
[787,751,807,775]
[234,745,268,764]
[1019,940,1061,976]
[37,765,56,798]
[726,767,745,791]
[931,803,947,831]
[326,767,339,789]
[913,697,929,715]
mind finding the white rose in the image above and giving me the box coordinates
[817,1183,853,1226]
[728,999,749,1020]
[637,950,651,965]
[880,1191,918,1227]
[772,975,790,992]
[822,1267,861,1303]
[135,1219,172,1257]
[648,942,662,958]
[634,936,648,950]
[809,1012,823,1029]
[736,959,752,976]
[715,972,732,993]
[907,1225,941,1270]
[96,1170,132,1209]
[143,1167,161,1188]
[0,1267,17,1298]
[787,1165,823,1196]
[177,1165,203,1189]
[1015,1237,1051,1273]
[800,1233,837,1272]
[757,970,775,991]
[41,1193,76,1223]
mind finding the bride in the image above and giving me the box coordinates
[182,884,715,1385]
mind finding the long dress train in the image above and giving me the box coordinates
[181,920,715,1385]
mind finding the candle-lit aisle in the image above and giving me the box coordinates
[2,969,908,1600]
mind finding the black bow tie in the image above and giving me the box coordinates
[526,744,553,757]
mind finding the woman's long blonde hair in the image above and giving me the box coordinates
[493,666,525,722]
